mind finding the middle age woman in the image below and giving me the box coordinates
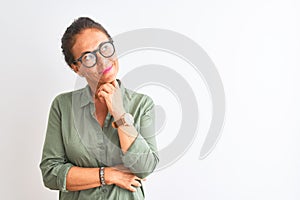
[40,17,159,200]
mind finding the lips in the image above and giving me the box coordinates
[100,65,113,75]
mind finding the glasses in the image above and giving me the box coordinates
[73,39,115,68]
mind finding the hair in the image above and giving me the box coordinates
[61,17,112,68]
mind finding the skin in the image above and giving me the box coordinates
[66,28,144,192]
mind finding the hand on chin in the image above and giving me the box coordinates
[97,77,116,89]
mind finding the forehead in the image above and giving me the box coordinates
[72,28,109,58]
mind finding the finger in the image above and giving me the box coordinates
[98,83,114,94]
[107,82,116,90]
[99,97,105,104]
[128,186,137,192]
[131,180,142,187]
[111,80,119,89]
[98,82,114,90]
[99,91,109,99]
[133,176,142,181]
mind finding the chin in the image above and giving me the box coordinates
[103,70,118,83]
[99,76,116,84]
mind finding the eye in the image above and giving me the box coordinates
[82,53,94,61]
[100,43,114,57]
[101,43,109,52]
[82,53,96,66]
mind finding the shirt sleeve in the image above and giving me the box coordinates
[39,95,74,192]
[121,96,159,178]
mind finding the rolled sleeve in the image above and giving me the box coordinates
[121,134,159,178]
[57,163,73,191]
[40,160,74,192]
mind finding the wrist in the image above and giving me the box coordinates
[113,111,126,120]
[112,113,134,129]
[103,167,114,185]
[99,167,106,186]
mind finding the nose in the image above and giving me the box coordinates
[95,52,109,71]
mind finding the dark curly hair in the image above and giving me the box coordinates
[61,17,112,68]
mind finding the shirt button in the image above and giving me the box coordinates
[99,144,105,150]
[102,188,108,193]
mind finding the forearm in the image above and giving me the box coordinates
[117,125,139,153]
[66,166,101,191]
[66,165,142,192]
[118,126,159,178]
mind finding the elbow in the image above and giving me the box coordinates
[41,174,59,191]
[40,162,58,190]
[135,172,151,179]
[39,161,73,192]
[134,155,159,179]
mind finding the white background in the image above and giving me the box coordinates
[0,0,299,199]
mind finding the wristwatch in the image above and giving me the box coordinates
[112,113,134,128]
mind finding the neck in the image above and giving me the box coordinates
[87,80,102,98]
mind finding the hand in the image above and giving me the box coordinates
[96,80,125,119]
[105,165,145,192]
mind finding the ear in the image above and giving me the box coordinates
[71,63,79,72]
[71,64,84,77]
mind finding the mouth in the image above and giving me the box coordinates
[100,65,113,75]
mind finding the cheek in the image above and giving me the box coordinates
[77,67,85,76]
[79,67,88,75]
[80,67,98,77]
[113,59,119,71]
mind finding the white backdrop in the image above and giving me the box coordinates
[0,0,299,199]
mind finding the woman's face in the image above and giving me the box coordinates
[71,28,119,87]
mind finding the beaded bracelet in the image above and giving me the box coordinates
[99,167,106,186]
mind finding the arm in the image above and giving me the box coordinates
[39,96,74,191]
[119,98,159,178]
[40,96,142,192]
[66,166,142,192]
[98,81,159,178]
[117,123,138,153]
[66,167,100,191]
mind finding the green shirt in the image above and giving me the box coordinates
[40,80,159,200]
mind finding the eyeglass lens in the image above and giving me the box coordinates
[82,42,115,68]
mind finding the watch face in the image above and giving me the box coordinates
[124,113,134,125]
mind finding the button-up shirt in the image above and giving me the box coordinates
[40,80,159,200]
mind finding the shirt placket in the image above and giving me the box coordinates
[88,103,107,166]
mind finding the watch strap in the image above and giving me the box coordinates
[112,118,124,128]
[112,113,126,128]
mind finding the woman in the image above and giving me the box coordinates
[40,17,159,200]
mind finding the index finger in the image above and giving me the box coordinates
[111,80,119,89]
[134,176,142,181]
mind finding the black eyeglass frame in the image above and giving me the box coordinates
[72,39,115,68]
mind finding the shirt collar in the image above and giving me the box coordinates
[117,79,126,98]
[80,85,94,108]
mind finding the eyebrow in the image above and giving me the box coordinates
[79,50,93,57]
[77,39,112,59]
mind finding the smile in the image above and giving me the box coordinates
[100,65,113,75]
